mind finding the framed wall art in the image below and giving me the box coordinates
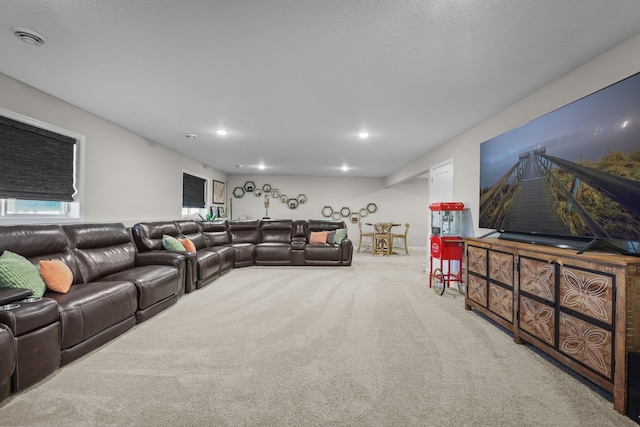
[213,180,225,204]
[217,206,226,218]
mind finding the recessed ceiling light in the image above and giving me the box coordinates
[341,164,349,172]
[11,26,47,47]
[185,133,198,139]
[216,129,228,136]
[258,163,266,170]
[358,131,370,139]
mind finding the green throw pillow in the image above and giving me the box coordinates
[333,228,348,245]
[162,234,186,251]
[0,250,47,298]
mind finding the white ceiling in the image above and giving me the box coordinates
[2,1,640,178]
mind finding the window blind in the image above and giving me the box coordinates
[0,115,77,202]
[182,173,206,208]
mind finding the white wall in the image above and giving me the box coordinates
[3,32,639,242]
[386,32,640,237]
[227,175,429,249]
[0,73,227,226]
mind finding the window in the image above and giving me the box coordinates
[181,172,206,218]
[0,108,83,223]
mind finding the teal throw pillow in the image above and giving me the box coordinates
[0,250,47,298]
[162,234,186,251]
[333,228,348,245]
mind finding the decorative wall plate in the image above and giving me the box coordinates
[287,198,299,209]
[321,206,333,218]
[244,181,256,192]
[331,212,341,220]
[340,207,351,217]
[233,187,245,198]
[262,183,272,193]
[359,208,368,217]
[271,189,280,198]
[280,194,288,203]
[367,203,378,213]
[254,189,263,197]
[297,194,308,204]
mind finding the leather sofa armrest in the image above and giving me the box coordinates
[0,288,32,306]
[135,250,197,294]
[291,237,306,250]
[135,251,186,269]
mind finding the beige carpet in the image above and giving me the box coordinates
[0,251,634,426]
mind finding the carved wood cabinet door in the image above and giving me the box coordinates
[467,246,488,307]
[518,257,556,346]
[558,266,615,380]
[488,250,514,323]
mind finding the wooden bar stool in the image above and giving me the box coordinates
[372,222,393,256]
[358,221,373,253]
[392,223,410,255]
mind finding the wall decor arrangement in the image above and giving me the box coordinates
[232,186,245,198]
[232,182,308,210]
[321,203,377,221]
[213,180,225,204]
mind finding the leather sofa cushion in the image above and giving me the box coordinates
[305,245,341,261]
[228,220,259,244]
[259,220,293,243]
[231,243,255,266]
[194,251,221,280]
[199,221,230,246]
[255,243,292,262]
[47,280,137,349]
[64,224,137,283]
[103,265,181,311]
[202,246,234,272]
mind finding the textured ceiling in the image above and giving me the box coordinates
[1,1,640,178]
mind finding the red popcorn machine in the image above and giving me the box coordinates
[429,202,465,295]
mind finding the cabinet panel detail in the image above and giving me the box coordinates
[520,257,555,302]
[488,283,513,323]
[488,250,513,287]
[519,296,555,346]
[468,274,487,307]
[560,267,613,325]
[467,246,486,276]
[559,312,612,379]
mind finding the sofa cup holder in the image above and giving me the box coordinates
[0,303,21,310]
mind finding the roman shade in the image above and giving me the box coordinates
[182,173,206,208]
[0,115,77,202]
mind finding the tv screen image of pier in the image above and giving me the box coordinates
[479,71,640,241]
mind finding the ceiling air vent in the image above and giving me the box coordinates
[11,27,47,47]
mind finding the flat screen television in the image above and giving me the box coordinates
[479,71,640,253]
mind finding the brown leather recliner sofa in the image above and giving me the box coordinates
[0,222,186,401]
[0,218,350,403]
[132,219,353,292]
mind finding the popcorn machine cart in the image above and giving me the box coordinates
[429,202,465,295]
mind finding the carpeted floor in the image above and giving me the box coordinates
[0,251,635,426]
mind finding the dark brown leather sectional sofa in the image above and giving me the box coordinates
[0,218,351,403]
[132,219,353,293]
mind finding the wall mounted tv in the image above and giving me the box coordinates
[479,70,640,253]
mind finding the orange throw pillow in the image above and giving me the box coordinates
[178,237,197,252]
[310,231,328,244]
[39,259,73,293]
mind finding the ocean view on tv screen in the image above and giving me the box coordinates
[479,71,640,242]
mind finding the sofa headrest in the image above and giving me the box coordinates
[174,220,200,235]
[0,224,68,257]
[307,220,346,232]
[63,223,130,249]
[131,222,180,251]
